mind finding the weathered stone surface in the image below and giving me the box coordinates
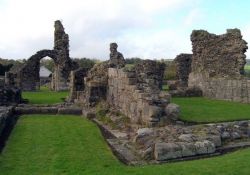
[137,128,154,137]
[179,142,196,157]
[79,61,109,107]
[134,128,154,148]
[70,43,178,126]
[57,107,82,115]
[169,87,202,98]
[231,132,241,139]
[0,86,22,105]
[68,68,88,102]
[164,103,180,121]
[107,67,174,125]
[188,29,250,103]
[108,43,125,68]
[107,138,139,165]
[142,147,154,160]
[15,107,58,114]
[174,54,192,87]
[0,107,14,135]
[190,29,247,78]
[135,60,165,91]
[154,140,216,161]
[14,106,82,115]
[154,142,182,161]
[178,134,195,142]
[206,135,222,147]
[195,140,215,155]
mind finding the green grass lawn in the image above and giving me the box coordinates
[162,84,169,91]
[22,86,68,104]
[244,65,250,71]
[1,115,250,175]
[172,97,250,123]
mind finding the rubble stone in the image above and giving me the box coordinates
[195,140,215,154]
[154,142,182,161]
[164,103,180,121]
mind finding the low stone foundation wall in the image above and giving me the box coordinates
[0,76,4,87]
[0,87,22,105]
[0,107,14,136]
[14,106,83,115]
[189,73,250,103]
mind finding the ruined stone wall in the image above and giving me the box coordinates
[107,63,175,126]
[68,43,179,125]
[189,74,250,103]
[0,107,14,136]
[10,50,57,91]
[0,87,22,105]
[52,20,78,91]
[189,29,249,102]
[5,20,78,91]
[78,62,109,106]
[174,54,192,87]
[135,60,165,91]
[68,68,88,102]
[0,76,4,87]
[190,29,247,78]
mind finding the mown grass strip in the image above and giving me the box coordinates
[173,97,250,123]
[0,115,250,174]
[22,86,68,104]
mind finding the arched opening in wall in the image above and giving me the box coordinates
[39,56,55,90]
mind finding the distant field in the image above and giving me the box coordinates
[22,86,68,104]
[173,97,250,123]
[245,65,250,71]
[1,115,250,175]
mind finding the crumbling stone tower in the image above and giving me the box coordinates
[51,20,78,91]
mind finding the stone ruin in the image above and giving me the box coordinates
[190,29,247,78]
[68,67,88,102]
[69,43,179,126]
[107,60,171,126]
[5,20,78,91]
[174,53,192,87]
[0,86,21,106]
[169,54,202,97]
[108,42,126,68]
[188,29,250,102]
[66,42,250,164]
[2,23,250,165]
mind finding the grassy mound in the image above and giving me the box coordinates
[0,115,250,174]
[173,97,250,123]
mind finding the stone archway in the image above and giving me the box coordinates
[5,20,78,91]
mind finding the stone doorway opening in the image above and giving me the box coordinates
[39,56,55,90]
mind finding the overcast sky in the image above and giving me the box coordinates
[0,0,250,60]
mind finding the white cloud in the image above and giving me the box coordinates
[116,29,192,59]
[0,0,195,60]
